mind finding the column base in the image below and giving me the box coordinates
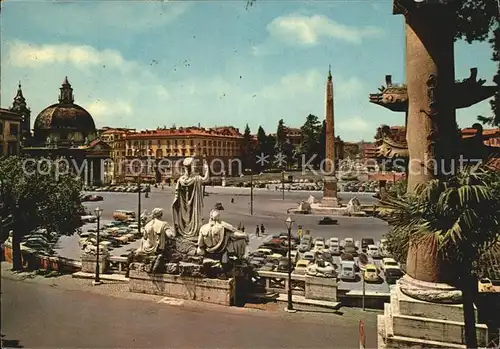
[378,279,488,348]
[92,280,102,286]
[399,274,462,304]
[284,307,297,313]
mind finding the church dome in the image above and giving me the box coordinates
[33,77,96,146]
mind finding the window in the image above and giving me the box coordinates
[203,140,207,146]
[9,123,18,136]
[7,142,17,155]
[0,122,3,135]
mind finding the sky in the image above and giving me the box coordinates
[0,0,497,142]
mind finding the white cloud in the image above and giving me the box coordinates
[7,41,128,70]
[337,116,371,132]
[253,14,382,55]
[1,40,376,141]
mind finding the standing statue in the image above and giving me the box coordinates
[197,209,248,262]
[172,157,209,240]
[126,208,175,276]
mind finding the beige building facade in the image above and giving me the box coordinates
[0,108,22,156]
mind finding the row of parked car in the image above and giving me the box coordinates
[247,233,405,284]
[84,184,151,193]
[79,217,140,251]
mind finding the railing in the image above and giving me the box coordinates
[108,256,128,274]
[256,270,306,296]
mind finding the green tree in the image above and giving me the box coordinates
[274,119,287,156]
[299,114,322,167]
[381,165,500,348]
[455,0,499,126]
[256,126,274,171]
[242,124,254,171]
[0,156,85,270]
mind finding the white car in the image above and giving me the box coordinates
[329,241,341,255]
[366,244,381,258]
[379,239,389,257]
[313,240,326,252]
[327,237,339,247]
[313,237,325,245]
[380,257,399,271]
[287,250,299,264]
[342,237,354,247]
[302,251,315,263]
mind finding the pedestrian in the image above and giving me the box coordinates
[256,225,260,237]
[231,198,234,204]
[241,225,245,232]
[298,225,303,239]
[260,224,265,235]
[237,222,242,230]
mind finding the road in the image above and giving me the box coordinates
[1,277,378,348]
[82,188,387,242]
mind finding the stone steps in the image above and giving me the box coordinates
[276,294,341,312]
[72,271,129,283]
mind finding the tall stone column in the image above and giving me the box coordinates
[84,159,89,186]
[89,160,94,186]
[321,66,340,207]
[404,2,457,193]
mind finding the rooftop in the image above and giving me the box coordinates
[123,126,243,139]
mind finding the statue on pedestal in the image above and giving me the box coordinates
[197,209,248,262]
[172,157,209,240]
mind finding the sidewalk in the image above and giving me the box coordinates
[0,262,380,324]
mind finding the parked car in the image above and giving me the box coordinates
[313,240,326,252]
[385,266,404,284]
[356,253,369,271]
[361,238,375,252]
[342,237,355,247]
[344,243,358,257]
[313,237,325,244]
[277,258,292,273]
[293,259,311,275]
[329,241,341,255]
[318,217,338,225]
[380,258,399,271]
[255,248,273,256]
[113,210,136,222]
[327,237,339,247]
[363,264,379,282]
[287,250,299,264]
[302,251,315,263]
[379,238,389,257]
[259,262,276,272]
[81,215,97,223]
[478,278,494,293]
[340,260,356,281]
[340,252,354,261]
[366,244,381,259]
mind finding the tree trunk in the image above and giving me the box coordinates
[11,228,23,271]
[462,274,478,348]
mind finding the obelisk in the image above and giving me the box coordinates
[321,66,340,207]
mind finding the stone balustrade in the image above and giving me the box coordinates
[256,270,337,302]
[108,256,128,274]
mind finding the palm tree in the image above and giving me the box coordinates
[381,164,500,348]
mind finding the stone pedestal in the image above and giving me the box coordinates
[129,268,235,306]
[378,281,488,348]
[305,275,337,302]
[81,253,108,274]
[321,176,340,208]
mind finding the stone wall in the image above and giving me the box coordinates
[305,275,337,302]
[81,253,108,274]
[129,269,235,306]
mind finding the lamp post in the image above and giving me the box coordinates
[285,216,296,313]
[93,206,103,286]
[281,170,285,200]
[135,149,142,236]
[250,172,254,215]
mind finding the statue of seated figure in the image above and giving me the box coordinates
[126,208,175,276]
[197,209,248,263]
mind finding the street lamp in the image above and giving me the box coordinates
[250,171,254,215]
[285,216,296,313]
[93,206,103,286]
[135,149,142,236]
[281,170,285,200]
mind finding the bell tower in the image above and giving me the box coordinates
[59,76,74,104]
[10,81,32,145]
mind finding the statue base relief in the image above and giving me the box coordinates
[377,275,488,348]
[128,263,237,306]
